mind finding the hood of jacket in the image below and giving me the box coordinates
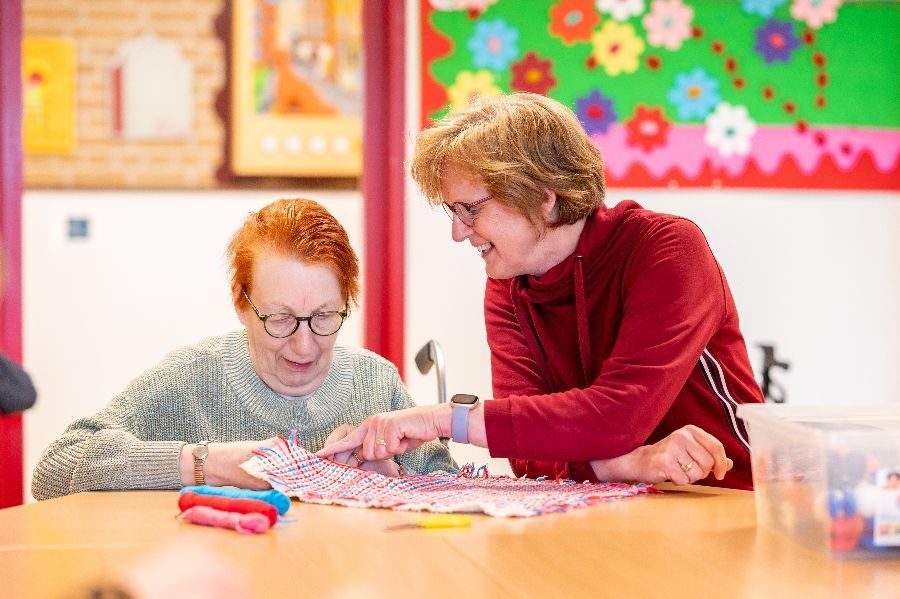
[508,200,644,388]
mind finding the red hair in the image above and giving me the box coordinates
[226,198,360,311]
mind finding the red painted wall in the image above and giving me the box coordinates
[0,0,24,508]
[362,1,406,376]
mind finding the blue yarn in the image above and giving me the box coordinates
[180,485,291,515]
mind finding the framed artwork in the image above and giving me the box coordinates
[22,37,76,155]
[421,0,900,190]
[111,34,193,140]
[230,0,362,177]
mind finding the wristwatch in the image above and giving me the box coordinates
[192,441,209,485]
[450,394,479,444]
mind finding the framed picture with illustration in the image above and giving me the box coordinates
[23,37,76,155]
[230,0,362,177]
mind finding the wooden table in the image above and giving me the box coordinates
[1,485,898,598]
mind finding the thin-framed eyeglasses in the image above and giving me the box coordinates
[441,195,492,226]
[243,290,347,338]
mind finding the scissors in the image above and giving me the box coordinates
[384,514,472,531]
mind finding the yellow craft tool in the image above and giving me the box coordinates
[385,514,472,531]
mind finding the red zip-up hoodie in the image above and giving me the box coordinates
[483,201,763,490]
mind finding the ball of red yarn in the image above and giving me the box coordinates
[178,492,278,526]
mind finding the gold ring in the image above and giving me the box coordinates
[353,450,365,467]
[680,461,694,473]
[375,438,387,446]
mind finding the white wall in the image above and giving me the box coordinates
[634,189,900,407]
[22,189,364,498]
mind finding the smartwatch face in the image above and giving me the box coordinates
[452,394,478,405]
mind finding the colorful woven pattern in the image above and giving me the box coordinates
[240,435,655,517]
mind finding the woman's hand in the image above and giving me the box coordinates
[322,424,402,477]
[317,405,451,463]
[180,439,279,490]
[590,425,733,485]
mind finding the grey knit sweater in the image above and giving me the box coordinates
[32,330,455,500]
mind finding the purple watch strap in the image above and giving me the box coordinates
[451,405,470,444]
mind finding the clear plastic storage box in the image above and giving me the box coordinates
[737,403,900,559]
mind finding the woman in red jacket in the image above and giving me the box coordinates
[320,93,764,489]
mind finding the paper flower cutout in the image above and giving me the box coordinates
[549,0,600,45]
[740,0,786,18]
[590,20,645,76]
[576,89,618,135]
[642,0,694,51]
[625,104,671,152]
[790,0,842,30]
[667,67,721,120]
[754,19,800,64]
[447,70,502,113]
[596,0,645,22]
[510,52,558,95]
[704,102,758,157]
[468,18,520,71]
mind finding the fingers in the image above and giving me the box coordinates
[321,407,440,463]
[242,475,273,491]
[359,422,376,462]
[316,425,368,458]
[683,425,732,481]
[653,426,712,485]
[259,437,281,449]
[374,418,393,460]
[324,423,354,446]
[360,420,377,462]
[360,415,402,462]
[679,450,710,484]
[666,425,733,485]
[664,456,692,485]
[331,448,356,466]
[684,444,715,479]
[616,425,735,487]
[323,446,366,469]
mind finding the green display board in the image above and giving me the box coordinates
[421,0,899,189]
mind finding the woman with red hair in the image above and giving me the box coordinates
[32,198,453,500]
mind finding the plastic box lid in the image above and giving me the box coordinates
[738,403,900,441]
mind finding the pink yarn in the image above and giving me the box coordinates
[181,505,271,534]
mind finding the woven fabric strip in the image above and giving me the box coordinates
[240,435,655,517]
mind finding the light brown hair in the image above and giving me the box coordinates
[226,198,360,311]
[410,93,605,227]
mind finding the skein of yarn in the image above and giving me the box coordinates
[181,505,271,534]
[180,485,291,516]
[178,492,278,526]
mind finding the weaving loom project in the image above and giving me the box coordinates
[241,435,655,517]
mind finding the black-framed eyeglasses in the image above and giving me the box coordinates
[441,195,492,226]
[243,290,347,338]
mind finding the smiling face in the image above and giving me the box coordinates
[237,253,344,397]
[441,163,557,279]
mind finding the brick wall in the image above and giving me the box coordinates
[24,1,226,188]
